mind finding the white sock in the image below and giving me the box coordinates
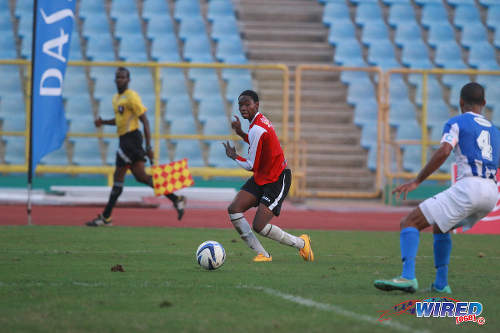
[229,213,270,257]
[259,224,305,249]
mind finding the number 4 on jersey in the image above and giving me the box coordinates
[477,130,493,161]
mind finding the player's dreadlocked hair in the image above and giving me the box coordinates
[239,90,259,103]
[117,66,130,78]
[460,82,485,106]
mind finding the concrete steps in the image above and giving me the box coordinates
[234,0,377,195]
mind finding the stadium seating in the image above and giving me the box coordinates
[460,22,488,49]
[333,40,366,66]
[173,141,205,167]
[401,41,434,69]
[468,41,500,69]
[198,96,226,122]
[361,22,389,46]
[322,2,350,27]
[3,137,26,165]
[486,5,500,30]
[420,3,448,28]
[71,138,103,166]
[402,145,423,173]
[327,20,356,46]
[164,95,193,122]
[355,2,383,27]
[202,117,231,136]
[426,22,455,48]
[388,3,416,28]
[40,143,70,166]
[453,4,481,28]
[394,22,422,47]
[367,40,400,69]
[207,142,237,168]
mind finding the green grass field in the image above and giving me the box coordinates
[0,226,498,332]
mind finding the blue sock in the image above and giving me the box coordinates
[433,233,452,290]
[400,227,420,280]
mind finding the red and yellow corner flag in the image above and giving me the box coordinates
[152,158,194,196]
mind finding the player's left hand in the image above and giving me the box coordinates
[392,180,420,200]
[146,147,154,165]
[222,141,237,160]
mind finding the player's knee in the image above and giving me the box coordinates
[227,203,241,215]
[252,224,264,233]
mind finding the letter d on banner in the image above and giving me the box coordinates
[30,0,75,176]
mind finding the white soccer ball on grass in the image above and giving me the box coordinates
[196,240,226,270]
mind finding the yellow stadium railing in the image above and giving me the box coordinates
[0,60,290,187]
[294,64,384,198]
[385,68,500,182]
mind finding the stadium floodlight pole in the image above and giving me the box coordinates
[27,0,39,226]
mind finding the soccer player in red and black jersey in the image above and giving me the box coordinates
[223,90,314,262]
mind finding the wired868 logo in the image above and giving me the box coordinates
[378,297,486,325]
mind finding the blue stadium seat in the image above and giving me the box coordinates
[202,117,231,136]
[93,74,118,100]
[118,34,149,62]
[69,31,83,61]
[425,99,451,128]
[0,67,23,96]
[468,41,500,69]
[207,0,235,22]
[434,41,466,68]
[193,78,222,102]
[20,33,32,59]
[0,12,14,33]
[65,95,93,119]
[414,76,442,105]
[361,21,389,46]
[353,100,378,127]
[114,14,143,37]
[178,16,206,40]
[389,99,417,127]
[0,96,25,120]
[415,0,444,4]
[404,48,434,68]
[427,22,455,49]
[402,145,423,173]
[448,77,473,108]
[389,74,409,101]
[394,22,422,48]
[396,120,422,141]
[174,0,201,21]
[215,37,246,63]
[367,40,400,69]
[360,124,378,150]
[334,40,366,66]
[420,3,448,28]
[4,137,26,165]
[1,114,25,132]
[15,0,32,21]
[105,139,119,165]
[86,35,115,61]
[142,0,170,19]
[146,15,175,37]
[340,71,371,86]
[79,1,106,16]
[71,138,103,165]
[460,22,488,49]
[169,117,197,138]
[355,2,383,27]
[447,0,476,6]
[183,35,213,62]
[165,96,193,122]
[327,20,356,46]
[198,96,226,121]
[367,147,377,171]
[81,13,111,37]
[68,113,97,133]
[495,29,500,49]
[454,4,481,28]
[162,75,189,101]
[225,76,253,102]
[347,82,376,107]
[173,141,205,167]
[0,36,18,59]
[110,0,138,19]
[188,68,219,86]
[128,68,155,97]
[63,67,88,97]
[388,3,417,28]
[211,17,240,40]
[480,0,500,7]
[486,5,500,30]
[151,35,181,62]
[322,2,350,27]
[207,142,237,168]
[40,143,69,165]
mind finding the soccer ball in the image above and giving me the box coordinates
[196,240,225,270]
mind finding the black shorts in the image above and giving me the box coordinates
[241,169,291,217]
[116,130,147,167]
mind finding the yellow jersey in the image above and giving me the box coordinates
[112,89,147,136]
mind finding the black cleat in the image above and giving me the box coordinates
[85,214,112,227]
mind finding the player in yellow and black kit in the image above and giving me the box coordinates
[86,67,186,226]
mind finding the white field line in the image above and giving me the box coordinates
[240,285,430,333]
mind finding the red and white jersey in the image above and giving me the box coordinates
[235,112,287,185]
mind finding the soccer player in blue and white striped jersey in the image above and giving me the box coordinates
[374,82,500,294]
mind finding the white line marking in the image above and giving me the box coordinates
[240,285,429,333]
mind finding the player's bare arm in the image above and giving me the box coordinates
[231,115,246,139]
[223,141,237,160]
[139,113,154,164]
[94,116,116,127]
[393,142,453,200]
